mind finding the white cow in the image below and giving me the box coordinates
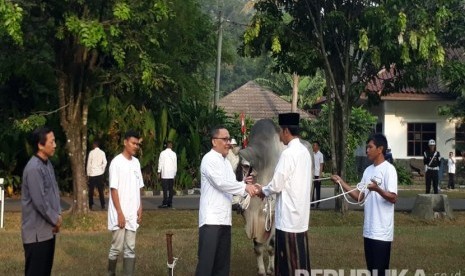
[238,119,283,276]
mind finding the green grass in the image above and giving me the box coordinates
[1,210,465,275]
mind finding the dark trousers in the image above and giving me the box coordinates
[425,169,439,194]
[24,236,56,276]
[275,229,310,276]
[89,174,105,209]
[195,225,231,276]
[364,237,391,276]
[448,173,455,189]
[311,176,321,207]
[161,178,174,206]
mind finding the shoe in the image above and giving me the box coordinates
[310,204,315,208]
[158,204,169,208]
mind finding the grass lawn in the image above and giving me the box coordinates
[1,210,465,275]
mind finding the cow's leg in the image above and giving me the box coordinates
[253,240,266,276]
[266,236,275,275]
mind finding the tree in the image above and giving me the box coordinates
[1,0,171,213]
[242,0,462,211]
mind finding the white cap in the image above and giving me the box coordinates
[230,138,238,145]
[428,139,436,146]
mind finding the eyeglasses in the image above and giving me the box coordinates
[213,137,232,143]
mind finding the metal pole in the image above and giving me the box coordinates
[166,232,174,276]
[214,10,223,108]
[0,178,4,229]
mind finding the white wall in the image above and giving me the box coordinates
[382,100,457,159]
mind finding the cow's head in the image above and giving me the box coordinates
[239,119,283,186]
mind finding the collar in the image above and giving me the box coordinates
[34,154,48,165]
[288,137,300,146]
[210,149,226,159]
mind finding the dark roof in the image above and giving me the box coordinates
[366,48,463,101]
[218,81,314,121]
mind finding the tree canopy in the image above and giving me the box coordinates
[0,0,221,213]
[242,0,465,211]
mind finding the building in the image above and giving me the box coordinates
[218,81,314,121]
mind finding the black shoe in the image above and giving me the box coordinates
[158,204,169,209]
[310,204,315,208]
[101,206,105,210]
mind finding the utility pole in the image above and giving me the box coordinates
[214,10,223,107]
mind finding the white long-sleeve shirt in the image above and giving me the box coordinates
[198,149,246,227]
[262,138,312,233]
[86,147,107,177]
[448,157,456,174]
[158,148,177,179]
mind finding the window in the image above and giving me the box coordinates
[456,123,465,156]
[407,123,436,156]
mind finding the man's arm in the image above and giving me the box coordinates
[331,175,364,201]
[86,151,93,176]
[137,188,143,224]
[101,151,107,172]
[367,184,397,204]
[110,188,125,229]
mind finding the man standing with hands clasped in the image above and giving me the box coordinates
[424,139,440,194]
[21,127,62,276]
[311,141,324,208]
[107,130,144,276]
[254,113,313,275]
[195,126,256,276]
[158,141,177,208]
[331,133,397,276]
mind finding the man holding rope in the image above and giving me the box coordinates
[331,133,397,276]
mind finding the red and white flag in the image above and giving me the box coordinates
[240,113,247,147]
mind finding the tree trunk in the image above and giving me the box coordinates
[291,73,299,112]
[57,76,89,214]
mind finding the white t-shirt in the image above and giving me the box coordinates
[108,154,144,231]
[158,148,177,179]
[263,138,312,233]
[199,149,246,227]
[448,157,456,174]
[361,161,397,242]
[313,150,324,177]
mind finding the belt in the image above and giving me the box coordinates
[427,166,439,170]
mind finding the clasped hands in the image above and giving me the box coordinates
[243,176,265,199]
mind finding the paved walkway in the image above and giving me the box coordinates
[3,188,465,212]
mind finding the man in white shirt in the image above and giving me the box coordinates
[311,141,324,208]
[448,152,456,189]
[158,141,177,208]
[195,126,256,276]
[86,140,107,210]
[331,133,397,276]
[107,130,144,276]
[255,113,312,275]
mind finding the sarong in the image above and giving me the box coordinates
[275,229,310,276]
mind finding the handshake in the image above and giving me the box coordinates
[243,175,265,198]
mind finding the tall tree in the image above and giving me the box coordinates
[242,0,462,211]
[1,0,171,213]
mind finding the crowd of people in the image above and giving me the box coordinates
[20,117,463,275]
